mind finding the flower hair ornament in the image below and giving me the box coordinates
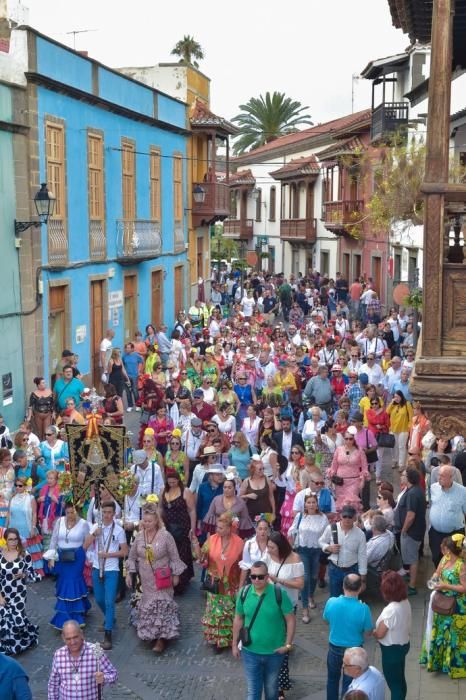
[171,428,182,440]
[452,533,465,546]
[254,513,273,525]
[145,493,159,504]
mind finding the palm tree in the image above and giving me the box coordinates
[171,35,205,68]
[231,91,313,155]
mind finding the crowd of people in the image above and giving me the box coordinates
[0,268,466,700]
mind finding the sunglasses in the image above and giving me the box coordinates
[291,450,301,454]
[250,574,266,581]
[142,440,153,444]
[206,429,216,433]
[341,515,354,519]
[45,433,54,437]
[170,442,181,446]
[312,481,324,486]
[15,484,24,488]
[344,437,355,441]
[376,495,383,499]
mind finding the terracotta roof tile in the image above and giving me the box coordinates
[270,155,320,179]
[228,168,256,185]
[317,136,365,160]
[233,109,371,161]
[190,98,238,135]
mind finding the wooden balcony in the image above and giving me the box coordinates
[322,200,364,232]
[280,218,317,242]
[116,220,162,263]
[192,181,230,227]
[371,102,409,142]
[223,218,253,240]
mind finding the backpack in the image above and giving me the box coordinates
[240,583,283,608]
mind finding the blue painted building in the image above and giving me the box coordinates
[12,28,190,392]
[0,81,27,427]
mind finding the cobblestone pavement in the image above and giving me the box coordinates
[19,415,465,699]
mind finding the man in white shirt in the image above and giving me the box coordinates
[318,505,368,597]
[383,356,402,396]
[84,501,128,650]
[359,354,384,387]
[241,290,255,318]
[343,647,385,700]
[183,417,206,482]
[131,450,164,508]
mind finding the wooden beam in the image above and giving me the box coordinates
[420,0,454,358]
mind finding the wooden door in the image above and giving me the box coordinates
[151,271,163,329]
[124,274,137,342]
[49,285,67,387]
[90,280,105,387]
[174,266,184,316]
[372,257,382,296]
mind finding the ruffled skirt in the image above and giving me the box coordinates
[133,597,180,641]
[49,547,91,629]
[24,532,44,577]
[201,592,235,648]
[0,604,38,655]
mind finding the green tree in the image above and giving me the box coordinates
[170,35,205,68]
[231,91,313,155]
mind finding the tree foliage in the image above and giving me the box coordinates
[342,133,466,238]
[231,91,313,155]
[171,35,205,68]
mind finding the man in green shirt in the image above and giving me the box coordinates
[278,280,293,322]
[233,561,295,700]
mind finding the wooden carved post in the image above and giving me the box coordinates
[420,0,454,358]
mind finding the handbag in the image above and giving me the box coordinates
[376,432,395,448]
[238,586,267,647]
[59,548,76,563]
[331,475,344,486]
[365,430,378,464]
[153,565,172,590]
[431,591,457,615]
[202,574,220,594]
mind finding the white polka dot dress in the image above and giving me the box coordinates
[0,553,39,654]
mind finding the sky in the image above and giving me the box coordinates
[21,0,408,125]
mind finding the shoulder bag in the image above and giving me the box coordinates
[238,583,283,646]
[365,429,378,464]
[376,432,395,448]
[431,591,457,615]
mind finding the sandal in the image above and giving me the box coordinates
[309,599,316,609]
[278,692,285,700]
[302,610,310,624]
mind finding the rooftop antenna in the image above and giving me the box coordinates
[66,29,97,50]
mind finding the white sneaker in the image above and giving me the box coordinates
[126,407,133,413]
[135,407,141,412]
[397,567,408,577]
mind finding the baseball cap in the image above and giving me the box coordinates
[358,372,369,384]
[341,505,357,518]
[62,349,74,358]
[193,389,204,398]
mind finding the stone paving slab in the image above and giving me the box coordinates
[17,414,465,699]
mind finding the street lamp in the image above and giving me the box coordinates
[251,188,261,201]
[192,184,206,204]
[15,183,56,235]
